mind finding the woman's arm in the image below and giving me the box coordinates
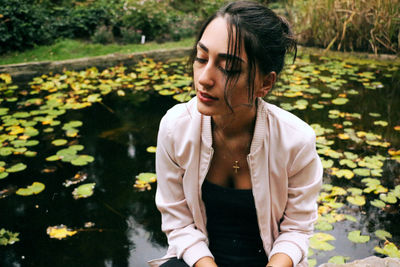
[194,257,218,267]
[267,253,293,267]
[156,114,214,267]
[269,132,323,266]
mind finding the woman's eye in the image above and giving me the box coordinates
[218,66,241,75]
[194,57,207,63]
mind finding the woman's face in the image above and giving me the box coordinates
[193,17,258,117]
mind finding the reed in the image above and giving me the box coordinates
[286,0,400,54]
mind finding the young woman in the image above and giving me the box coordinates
[149,1,322,267]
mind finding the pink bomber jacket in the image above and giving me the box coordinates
[149,97,323,267]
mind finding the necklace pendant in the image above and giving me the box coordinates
[233,160,240,173]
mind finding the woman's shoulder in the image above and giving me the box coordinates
[261,99,315,139]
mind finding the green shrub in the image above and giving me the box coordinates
[121,27,142,44]
[0,0,54,54]
[91,25,114,44]
[286,0,400,54]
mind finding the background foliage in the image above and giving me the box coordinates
[0,0,398,55]
[286,0,400,54]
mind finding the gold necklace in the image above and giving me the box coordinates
[212,123,250,174]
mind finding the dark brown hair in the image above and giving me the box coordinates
[189,0,297,111]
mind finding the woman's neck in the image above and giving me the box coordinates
[212,102,257,138]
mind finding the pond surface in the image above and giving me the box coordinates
[0,53,399,267]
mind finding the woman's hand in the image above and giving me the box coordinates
[194,256,218,267]
[266,253,293,267]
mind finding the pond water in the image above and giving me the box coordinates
[0,53,399,267]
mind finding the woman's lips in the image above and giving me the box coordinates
[198,91,218,103]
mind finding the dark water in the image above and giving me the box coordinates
[1,54,399,266]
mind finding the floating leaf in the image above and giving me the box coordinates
[70,155,94,166]
[328,256,349,264]
[370,199,386,208]
[0,229,19,246]
[63,171,88,187]
[353,168,370,176]
[52,139,68,146]
[72,183,95,199]
[0,172,9,179]
[347,195,366,206]
[374,242,400,258]
[6,163,27,173]
[379,193,397,204]
[369,112,381,117]
[374,120,388,127]
[308,258,317,267]
[46,225,77,240]
[332,97,349,105]
[134,172,157,191]
[16,182,45,196]
[146,146,157,153]
[375,230,392,240]
[309,232,335,251]
[348,230,370,243]
[334,169,354,179]
[344,215,357,222]
[315,221,333,231]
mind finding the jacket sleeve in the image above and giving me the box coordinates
[155,114,213,267]
[269,132,323,266]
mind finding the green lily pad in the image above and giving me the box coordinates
[332,97,349,105]
[339,159,357,169]
[315,221,333,231]
[369,112,381,117]
[69,145,84,151]
[0,229,19,246]
[379,193,397,204]
[347,195,366,206]
[347,187,363,195]
[72,183,96,199]
[309,232,335,251]
[354,168,370,176]
[24,151,37,157]
[46,155,61,161]
[374,242,400,258]
[348,230,370,243]
[375,230,392,240]
[52,139,68,146]
[16,182,45,196]
[6,163,27,173]
[344,215,357,222]
[70,155,94,166]
[374,120,388,127]
[309,258,317,267]
[328,256,349,264]
[370,199,386,208]
[0,172,9,179]
[0,147,14,156]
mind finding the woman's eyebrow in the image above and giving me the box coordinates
[197,41,245,63]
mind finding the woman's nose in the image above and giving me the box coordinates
[198,63,215,88]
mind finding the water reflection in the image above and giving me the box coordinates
[0,56,399,266]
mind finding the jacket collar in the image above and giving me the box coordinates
[200,97,268,155]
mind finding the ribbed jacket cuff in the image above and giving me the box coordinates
[269,241,303,266]
[182,242,214,267]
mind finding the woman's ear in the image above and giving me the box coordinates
[255,72,276,97]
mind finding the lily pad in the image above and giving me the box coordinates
[347,195,366,206]
[374,242,400,258]
[52,139,68,146]
[6,163,27,173]
[70,155,94,166]
[72,183,96,199]
[370,199,386,208]
[332,97,349,105]
[0,229,19,246]
[16,182,45,196]
[309,232,335,251]
[375,230,392,240]
[146,146,157,153]
[348,230,370,243]
[46,225,77,240]
[328,256,349,264]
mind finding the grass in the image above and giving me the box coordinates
[0,38,195,66]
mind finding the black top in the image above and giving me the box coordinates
[201,179,268,267]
